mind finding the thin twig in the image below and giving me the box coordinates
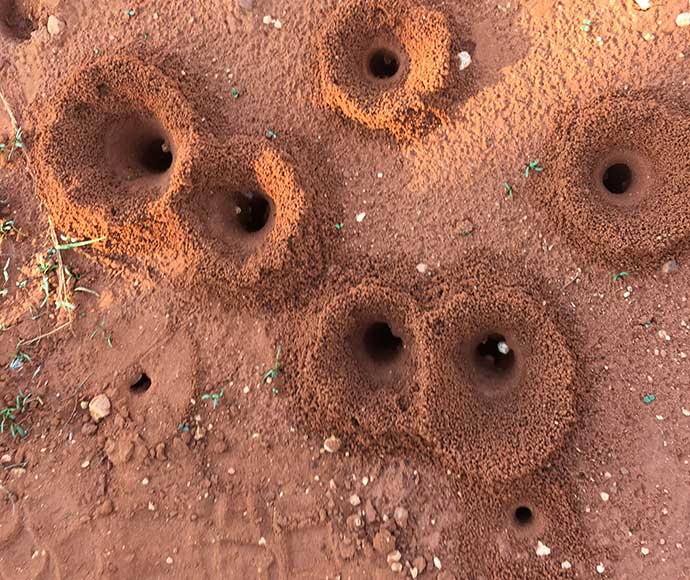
[22,320,72,346]
[562,268,582,290]
[65,373,92,426]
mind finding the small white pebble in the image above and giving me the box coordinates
[676,12,690,27]
[635,0,651,9]
[433,556,442,569]
[356,212,366,222]
[458,51,472,70]
[596,563,605,574]
[600,491,610,502]
[682,407,690,417]
[350,494,361,506]
[362,476,369,486]
[641,547,650,556]
[148,501,156,511]
[273,19,282,29]
[258,537,267,546]
[142,477,149,486]
[377,172,383,178]
[561,560,572,569]
[166,557,173,565]
[536,541,551,557]
[81,460,90,469]
[262,15,272,24]
[416,263,428,274]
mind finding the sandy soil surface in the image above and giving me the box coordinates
[1,0,690,578]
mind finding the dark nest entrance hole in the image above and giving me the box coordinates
[363,321,403,363]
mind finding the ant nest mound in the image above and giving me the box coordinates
[33,54,199,259]
[171,137,330,301]
[299,283,422,446]
[318,0,454,139]
[533,93,690,265]
[417,287,576,482]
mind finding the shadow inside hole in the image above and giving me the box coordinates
[367,48,401,80]
[0,1,36,41]
[130,373,152,394]
[234,191,272,233]
[475,333,515,375]
[363,322,403,363]
[602,163,632,195]
[139,138,173,174]
[514,506,533,527]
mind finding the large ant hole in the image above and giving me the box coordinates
[514,506,533,526]
[602,163,632,195]
[475,333,515,375]
[130,373,152,394]
[139,138,173,174]
[368,48,400,80]
[363,322,403,363]
[1,1,37,41]
[234,191,272,233]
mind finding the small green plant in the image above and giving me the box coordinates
[613,271,630,282]
[230,86,240,99]
[266,130,278,140]
[0,391,36,438]
[9,340,30,371]
[201,390,224,409]
[503,182,514,199]
[0,127,25,162]
[263,345,282,383]
[524,160,544,177]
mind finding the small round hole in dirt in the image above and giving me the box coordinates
[363,322,403,363]
[368,48,400,80]
[139,138,173,174]
[130,373,152,394]
[514,506,533,526]
[602,163,632,195]
[474,333,515,375]
[234,191,272,233]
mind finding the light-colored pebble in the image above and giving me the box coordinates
[634,0,651,10]
[433,556,442,569]
[47,15,65,36]
[88,394,111,422]
[561,561,572,569]
[416,263,428,274]
[677,12,690,27]
[596,563,605,574]
[458,51,472,70]
[324,435,341,453]
[356,212,366,222]
[600,491,610,502]
[536,540,551,557]
[641,547,650,555]
[350,494,361,506]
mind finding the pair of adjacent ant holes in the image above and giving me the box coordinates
[363,323,515,375]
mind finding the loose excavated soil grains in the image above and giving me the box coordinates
[2,0,690,578]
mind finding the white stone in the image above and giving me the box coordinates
[536,540,551,557]
[47,15,65,36]
[350,494,361,506]
[634,0,651,10]
[433,556,442,569]
[677,12,690,27]
[561,561,572,569]
[600,491,609,502]
[88,394,111,422]
[324,435,341,453]
[416,263,428,274]
[458,51,472,70]
[596,563,605,574]
[356,212,366,222]
[641,547,650,555]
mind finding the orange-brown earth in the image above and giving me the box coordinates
[1,0,690,579]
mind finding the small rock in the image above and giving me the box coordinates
[324,435,341,453]
[356,212,366,223]
[81,422,98,436]
[10,467,26,477]
[88,394,111,423]
[596,563,605,574]
[458,51,472,70]
[393,506,408,528]
[634,0,650,9]
[412,556,426,574]
[600,491,610,502]
[387,550,402,564]
[536,540,551,557]
[349,494,361,506]
[148,501,156,511]
[373,529,395,554]
[364,499,378,523]
[662,259,679,274]
[81,460,90,469]
[258,537,267,546]
[641,547,650,556]
[166,557,173,565]
[676,12,690,27]
[0,454,12,464]
[561,561,572,569]
[47,15,65,36]
[682,407,690,417]
[95,498,114,517]
[433,556,442,569]
[346,513,363,530]
[155,442,167,461]
[79,401,89,410]
[390,562,403,573]
[237,0,254,9]
[416,263,428,274]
